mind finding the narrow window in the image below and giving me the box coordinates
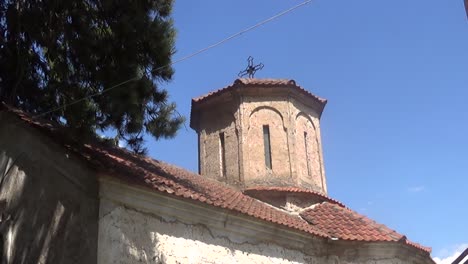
[198,134,201,174]
[263,125,272,169]
[219,132,227,177]
[304,132,311,176]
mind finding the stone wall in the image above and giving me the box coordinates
[290,98,326,193]
[242,96,292,186]
[240,94,326,193]
[194,86,327,193]
[0,113,99,264]
[198,100,241,185]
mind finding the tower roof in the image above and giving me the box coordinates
[190,78,327,130]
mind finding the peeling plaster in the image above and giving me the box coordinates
[98,202,326,264]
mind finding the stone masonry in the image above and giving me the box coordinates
[191,79,328,194]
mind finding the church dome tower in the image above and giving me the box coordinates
[190,78,328,194]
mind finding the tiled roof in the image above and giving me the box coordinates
[192,78,327,104]
[300,202,432,253]
[1,103,431,255]
[243,186,346,208]
[190,78,327,130]
[85,147,329,238]
[0,103,328,239]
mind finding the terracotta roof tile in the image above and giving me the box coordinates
[0,103,431,254]
[300,202,431,252]
[190,78,327,130]
[243,186,346,207]
[192,78,327,104]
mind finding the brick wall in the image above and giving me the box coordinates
[194,84,327,193]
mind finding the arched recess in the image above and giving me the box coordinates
[248,106,285,130]
[246,106,290,181]
[295,112,324,189]
[201,110,238,180]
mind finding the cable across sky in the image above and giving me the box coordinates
[25,0,313,121]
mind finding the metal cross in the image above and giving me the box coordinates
[238,56,264,78]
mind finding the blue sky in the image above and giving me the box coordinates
[143,0,468,259]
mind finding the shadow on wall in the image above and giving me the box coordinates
[0,148,98,264]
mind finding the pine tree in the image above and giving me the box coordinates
[0,0,184,154]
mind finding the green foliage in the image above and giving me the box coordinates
[0,0,184,154]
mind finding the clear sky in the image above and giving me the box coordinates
[144,0,468,260]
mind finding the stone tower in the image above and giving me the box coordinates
[190,78,328,194]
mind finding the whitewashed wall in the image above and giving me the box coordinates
[98,204,325,264]
[97,178,433,264]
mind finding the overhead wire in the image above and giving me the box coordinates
[169,0,312,67]
[19,0,313,121]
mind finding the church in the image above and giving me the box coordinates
[0,78,434,263]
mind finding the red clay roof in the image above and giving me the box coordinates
[192,78,327,104]
[243,186,346,208]
[192,78,327,105]
[190,78,327,130]
[300,202,432,253]
[1,103,431,255]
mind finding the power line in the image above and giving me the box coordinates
[170,0,312,65]
[32,77,139,119]
[25,0,313,120]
